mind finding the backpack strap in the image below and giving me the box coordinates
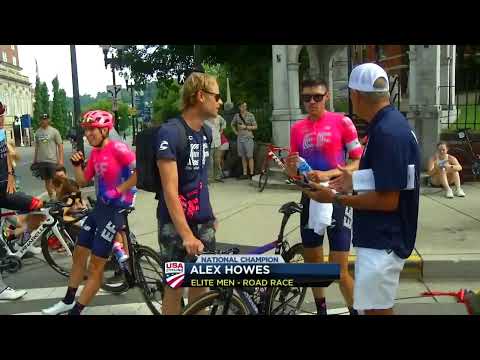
[169,118,190,169]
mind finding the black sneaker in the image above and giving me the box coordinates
[239,175,249,180]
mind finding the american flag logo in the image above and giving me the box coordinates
[165,262,185,289]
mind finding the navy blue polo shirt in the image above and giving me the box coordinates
[353,105,421,259]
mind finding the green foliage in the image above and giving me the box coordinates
[152,81,181,124]
[33,78,50,129]
[32,77,43,129]
[51,76,68,137]
[251,104,273,143]
[82,99,130,132]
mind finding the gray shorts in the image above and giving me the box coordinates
[38,162,57,180]
[157,220,216,262]
[237,137,254,159]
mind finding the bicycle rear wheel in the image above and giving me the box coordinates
[182,290,249,315]
[134,245,165,315]
[265,243,307,315]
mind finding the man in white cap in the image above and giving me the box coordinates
[302,63,421,315]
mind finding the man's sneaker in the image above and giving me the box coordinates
[42,301,75,315]
[238,175,249,180]
[455,187,466,197]
[0,287,27,300]
[445,188,454,198]
[27,246,42,255]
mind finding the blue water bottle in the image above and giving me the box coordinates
[112,240,129,271]
[297,157,312,177]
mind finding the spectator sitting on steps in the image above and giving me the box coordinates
[427,142,466,198]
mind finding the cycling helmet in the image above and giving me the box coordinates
[81,110,114,130]
[0,102,6,116]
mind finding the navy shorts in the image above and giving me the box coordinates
[300,193,352,252]
[77,202,126,258]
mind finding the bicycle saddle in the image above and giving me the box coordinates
[278,201,303,215]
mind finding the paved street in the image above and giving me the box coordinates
[1,253,472,315]
[0,140,478,315]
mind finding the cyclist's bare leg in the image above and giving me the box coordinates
[163,287,184,315]
[241,158,248,176]
[303,246,325,300]
[248,158,254,176]
[329,251,354,308]
[430,168,451,190]
[68,245,91,289]
[77,254,108,306]
[446,170,461,189]
[45,179,55,199]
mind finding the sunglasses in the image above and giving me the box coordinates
[202,89,221,102]
[302,93,327,103]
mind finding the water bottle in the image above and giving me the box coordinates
[112,240,129,271]
[297,157,312,176]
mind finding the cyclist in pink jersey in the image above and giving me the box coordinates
[42,110,137,315]
[286,79,362,315]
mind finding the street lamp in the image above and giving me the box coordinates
[99,45,128,132]
[124,72,137,145]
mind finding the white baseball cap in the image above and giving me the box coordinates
[348,63,389,93]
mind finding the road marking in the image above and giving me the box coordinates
[0,285,113,303]
[13,302,153,316]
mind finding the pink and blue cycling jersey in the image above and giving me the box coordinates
[290,112,363,171]
[84,140,136,207]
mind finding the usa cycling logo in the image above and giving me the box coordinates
[165,262,185,288]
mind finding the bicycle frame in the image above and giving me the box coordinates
[0,208,75,260]
[205,202,302,315]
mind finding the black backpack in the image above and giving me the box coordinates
[136,117,212,193]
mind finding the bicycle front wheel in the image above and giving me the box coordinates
[258,168,269,192]
[182,290,249,315]
[134,245,165,315]
[41,225,76,278]
[265,243,307,315]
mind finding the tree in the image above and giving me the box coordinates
[40,82,50,119]
[51,76,68,137]
[152,81,181,124]
[82,99,130,132]
[32,76,43,129]
[33,78,50,129]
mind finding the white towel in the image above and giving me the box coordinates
[307,182,333,235]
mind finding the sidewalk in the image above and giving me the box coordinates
[126,178,480,280]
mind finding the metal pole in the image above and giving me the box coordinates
[112,66,119,132]
[347,45,353,117]
[130,85,136,145]
[70,45,84,155]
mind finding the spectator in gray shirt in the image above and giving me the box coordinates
[231,102,257,179]
[205,114,227,182]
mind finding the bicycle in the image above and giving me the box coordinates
[447,128,480,182]
[0,200,81,276]
[181,201,307,315]
[98,206,165,315]
[258,144,291,192]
